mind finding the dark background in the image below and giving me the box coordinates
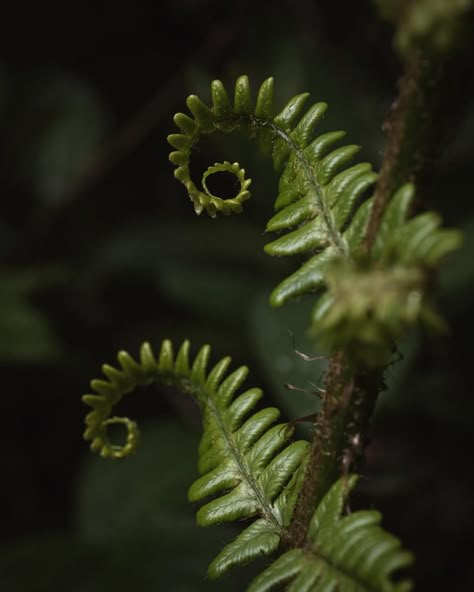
[0,1,473,590]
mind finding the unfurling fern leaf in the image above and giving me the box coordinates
[83,340,308,577]
[248,476,413,592]
[82,341,413,589]
[168,76,461,366]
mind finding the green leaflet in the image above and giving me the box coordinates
[83,340,308,578]
[248,476,414,592]
[168,77,461,367]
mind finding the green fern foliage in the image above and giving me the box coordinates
[248,476,414,592]
[168,76,461,366]
[311,183,462,365]
[168,74,376,304]
[82,340,414,589]
[83,340,308,577]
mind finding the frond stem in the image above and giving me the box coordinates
[288,355,382,546]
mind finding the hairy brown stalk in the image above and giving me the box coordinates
[287,354,382,546]
[289,47,452,547]
[364,51,440,251]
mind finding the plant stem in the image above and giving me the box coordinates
[287,355,381,546]
[364,50,440,251]
[289,48,446,546]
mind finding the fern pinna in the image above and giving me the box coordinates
[82,76,461,590]
[168,75,460,366]
[83,340,412,590]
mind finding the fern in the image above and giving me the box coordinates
[83,340,412,589]
[82,73,462,590]
[83,340,308,577]
[249,476,413,592]
[168,76,461,366]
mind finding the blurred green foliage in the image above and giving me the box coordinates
[0,1,473,590]
[373,0,474,55]
[0,267,64,362]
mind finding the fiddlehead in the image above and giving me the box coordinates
[83,340,308,577]
[83,340,412,589]
[168,76,461,366]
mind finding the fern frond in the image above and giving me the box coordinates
[83,340,308,577]
[169,77,461,365]
[248,476,413,592]
[83,341,414,587]
[168,75,374,291]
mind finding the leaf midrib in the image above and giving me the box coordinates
[203,392,285,532]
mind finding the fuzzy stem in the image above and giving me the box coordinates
[289,48,444,546]
[288,353,350,545]
[287,355,381,545]
[364,50,440,251]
